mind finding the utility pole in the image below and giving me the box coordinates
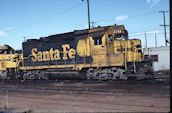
[145,32,147,49]
[82,0,91,29]
[159,11,169,46]
[90,22,96,28]
[155,34,157,47]
[22,37,26,42]
[87,0,91,29]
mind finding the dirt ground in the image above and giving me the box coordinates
[0,74,170,112]
[0,91,169,112]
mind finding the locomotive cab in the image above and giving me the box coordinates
[105,25,143,62]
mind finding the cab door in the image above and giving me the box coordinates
[107,34,114,55]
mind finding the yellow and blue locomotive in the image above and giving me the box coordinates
[0,24,153,80]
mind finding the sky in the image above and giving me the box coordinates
[0,0,170,50]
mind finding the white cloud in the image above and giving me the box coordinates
[0,31,6,36]
[147,0,160,8]
[146,30,160,34]
[115,15,128,21]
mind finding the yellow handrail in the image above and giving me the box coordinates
[133,47,137,73]
[125,41,127,70]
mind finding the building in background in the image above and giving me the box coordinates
[144,46,170,72]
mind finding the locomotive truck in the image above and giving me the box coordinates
[0,24,153,80]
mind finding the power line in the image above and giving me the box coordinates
[128,11,158,19]
[96,11,158,23]
[129,27,169,35]
[13,3,83,31]
[129,32,169,38]
[125,25,160,30]
[65,22,165,35]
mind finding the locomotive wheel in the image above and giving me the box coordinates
[86,68,94,80]
[22,72,27,80]
[0,71,7,79]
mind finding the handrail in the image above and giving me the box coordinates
[125,41,127,70]
[133,47,137,73]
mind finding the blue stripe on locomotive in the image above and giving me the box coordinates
[22,37,93,67]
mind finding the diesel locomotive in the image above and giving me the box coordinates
[0,24,153,80]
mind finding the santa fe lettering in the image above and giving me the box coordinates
[31,44,76,62]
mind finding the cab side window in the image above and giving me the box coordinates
[108,35,113,42]
[94,37,102,45]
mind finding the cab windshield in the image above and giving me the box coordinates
[114,34,128,40]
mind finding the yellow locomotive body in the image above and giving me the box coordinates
[0,45,21,79]
[0,25,153,80]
